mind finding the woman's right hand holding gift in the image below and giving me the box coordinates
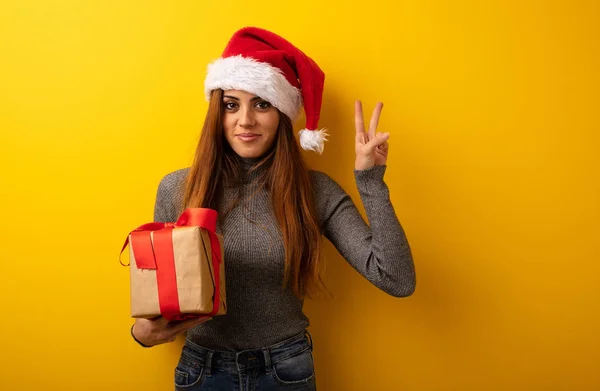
[131,316,211,347]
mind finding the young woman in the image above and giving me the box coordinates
[130,26,416,391]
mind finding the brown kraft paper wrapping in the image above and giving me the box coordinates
[129,226,226,318]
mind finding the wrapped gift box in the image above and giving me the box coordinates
[121,208,226,320]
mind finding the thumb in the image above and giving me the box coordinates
[366,132,390,151]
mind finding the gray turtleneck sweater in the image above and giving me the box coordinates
[153,161,415,350]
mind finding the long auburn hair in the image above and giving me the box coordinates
[182,89,324,299]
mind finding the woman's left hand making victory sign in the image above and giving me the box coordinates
[354,100,390,170]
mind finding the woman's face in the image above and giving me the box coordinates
[222,89,280,159]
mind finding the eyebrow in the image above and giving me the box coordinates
[223,95,263,101]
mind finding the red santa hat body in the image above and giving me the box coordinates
[204,27,327,153]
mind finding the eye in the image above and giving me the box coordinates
[256,101,272,110]
[224,101,238,110]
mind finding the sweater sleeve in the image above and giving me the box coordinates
[153,168,189,223]
[312,166,416,297]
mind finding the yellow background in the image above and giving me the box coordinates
[1,0,598,390]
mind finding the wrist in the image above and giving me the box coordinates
[355,158,374,171]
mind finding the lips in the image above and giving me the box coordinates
[236,133,261,142]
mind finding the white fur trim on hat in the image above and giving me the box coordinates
[298,128,328,154]
[204,55,302,121]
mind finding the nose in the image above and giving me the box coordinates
[238,106,256,128]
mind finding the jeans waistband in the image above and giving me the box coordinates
[180,331,313,374]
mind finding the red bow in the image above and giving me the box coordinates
[120,208,222,321]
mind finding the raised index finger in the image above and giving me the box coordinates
[368,102,384,138]
[355,100,366,135]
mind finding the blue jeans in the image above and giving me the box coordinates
[174,331,317,390]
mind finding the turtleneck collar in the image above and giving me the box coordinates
[238,156,269,185]
[240,157,260,171]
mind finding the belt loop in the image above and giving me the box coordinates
[205,350,214,377]
[262,348,272,375]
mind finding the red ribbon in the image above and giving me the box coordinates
[120,208,222,321]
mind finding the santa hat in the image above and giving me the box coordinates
[204,27,327,154]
